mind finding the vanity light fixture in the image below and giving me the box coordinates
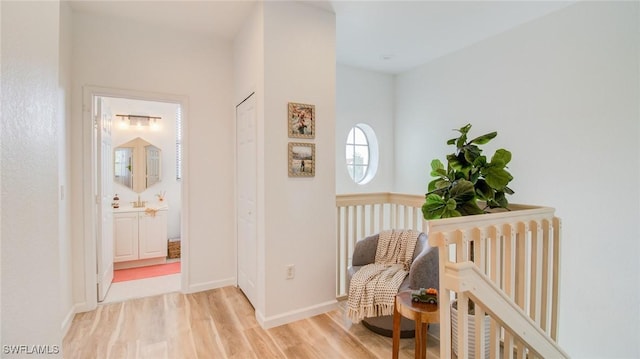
[115,114,162,130]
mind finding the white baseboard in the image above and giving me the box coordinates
[61,303,82,337]
[185,277,236,294]
[72,301,95,314]
[257,299,338,329]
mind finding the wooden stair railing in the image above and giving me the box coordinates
[336,193,565,358]
[445,262,569,358]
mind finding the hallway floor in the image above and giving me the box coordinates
[65,286,441,358]
[103,273,181,304]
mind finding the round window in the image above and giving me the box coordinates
[345,124,378,184]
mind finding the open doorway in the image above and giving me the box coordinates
[101,96,182,302]
[83,86,188,307]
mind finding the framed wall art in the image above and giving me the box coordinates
[288,102,315,139]
[288,142,315,177]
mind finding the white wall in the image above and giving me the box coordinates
[336,64,395,193]
[1,1,64,354]
[58,0,75,335]
[261,1,337,326]
[70,10,235,305]
[233,2,337,327]
[106,97,181,239]
[0,0,3,345]
[394,2,639,357]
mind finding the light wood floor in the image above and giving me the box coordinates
[63,286,441,359]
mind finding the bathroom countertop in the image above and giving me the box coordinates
[113,201,169,213]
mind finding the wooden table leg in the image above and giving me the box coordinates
[392,297,401,359]
[414,316,422,359]
[421,322,428,359]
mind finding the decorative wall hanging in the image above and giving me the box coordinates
[288,102,315,139]
[288,142,315,177]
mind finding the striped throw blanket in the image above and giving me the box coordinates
[347,229,420,323]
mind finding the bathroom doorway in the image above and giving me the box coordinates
[83,87,189,307]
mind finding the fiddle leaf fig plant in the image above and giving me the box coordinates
[422,124,514,220]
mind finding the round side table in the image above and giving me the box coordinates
[392,291,439,359]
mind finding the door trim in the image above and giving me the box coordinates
[81,86,189,311]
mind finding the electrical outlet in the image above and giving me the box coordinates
[286,264,295,279]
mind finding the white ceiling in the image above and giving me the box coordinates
[68,0,574,74]
[333,1,574,73]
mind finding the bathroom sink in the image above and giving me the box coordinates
[132,201,147,208]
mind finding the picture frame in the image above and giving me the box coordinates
[288,142,315,177]
[288,102,315,138]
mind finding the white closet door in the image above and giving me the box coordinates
[236,93,257,307]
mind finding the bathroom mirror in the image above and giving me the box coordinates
[114,137,161,193]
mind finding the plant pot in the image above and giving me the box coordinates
[451,301,490,359]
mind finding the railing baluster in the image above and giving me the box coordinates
[358,205,365,240]
[369,203,375,235]
[404,205,410,229]
[551,217,561,341]
[516,222,527,310]
[488,225,500,359]
[530,220,542,325]
[503,223,515,359]
[540,219,550,334]
[392,203,398,229]
[336,206,342,297]
[344,205,351,289]
[339,206,348,298]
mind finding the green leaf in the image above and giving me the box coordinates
[469,131,497,145]
[447,154,464,171]
[458,124,472,135]
[474,179,493,201]
[484,167,513,190]
[430,168,447,178]
[456,133,467,149]
[463,145,482,164]
[494,191,509,208]
[430,159,447,178]
[447,138,456,145]
[441,207,462,218]
[491,149,512,166]
[430,159,444,171]
[422,194,448,219]
[489,159,506,169]
[473,155,487,168]
[427,179,438,192]
[423,194,465,219]
[458,201,485,216]
[469,169,480,184]
[449,179,476,204]
[428,179,449,192]
[504,186,515,195]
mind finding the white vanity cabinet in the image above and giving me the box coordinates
[114,212,139,262]
[113,204,168,268]
[138,210,168,259]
